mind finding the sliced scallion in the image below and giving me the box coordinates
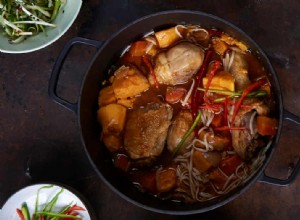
[172,111,202,157]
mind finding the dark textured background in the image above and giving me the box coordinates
[1,0,300,219]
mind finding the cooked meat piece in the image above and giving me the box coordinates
[231,99,270,160]
[187,27,210,45]
[167,110,194,154]
[152,42,204,85]
[229,52,251,91]
[198,130,230,151]
[124,103,173,163]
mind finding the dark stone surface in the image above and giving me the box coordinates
[1,0,300,219]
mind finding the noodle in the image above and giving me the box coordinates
[180,79,195,107]
[175,25,185,38]
[249,111,257,135]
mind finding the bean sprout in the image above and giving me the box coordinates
[180,79,195,107]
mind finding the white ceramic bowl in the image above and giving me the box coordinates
[0,183,94,220]
[0,0,82,54]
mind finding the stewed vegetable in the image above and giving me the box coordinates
[0,0,66,43]
[97,24,278,202]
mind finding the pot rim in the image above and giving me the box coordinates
[77,9,283,215]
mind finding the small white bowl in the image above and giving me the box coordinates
[0,183,94,220]
[0,0,82,54]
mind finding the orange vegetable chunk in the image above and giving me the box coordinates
[192,150,213,173]
[156,168,177,193]
[257,116,278,136]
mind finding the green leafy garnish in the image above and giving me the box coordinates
[172,111,202,157]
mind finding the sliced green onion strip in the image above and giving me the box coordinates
[14,20,56,27]
[25,5,51,17]
[172,111,202,157]
[197,87,268,103]
[35,211,81,219]
[35,185,54,215]
[43,187,64,213]
[0,16,22,31]
[50,0,61,21]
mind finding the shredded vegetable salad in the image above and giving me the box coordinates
[0,0,66,44]
[16,185,86,220]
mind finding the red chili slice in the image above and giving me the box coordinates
[191,50,213,135]
[142,55,159,89]
[16,209,25,220]
[231,78,267,124]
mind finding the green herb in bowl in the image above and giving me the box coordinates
[0,0,66,44]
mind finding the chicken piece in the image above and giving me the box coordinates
[124,103,173,163]
[231,99,270,160]
[229,52,251,91]
[112,65,150,99]
[167,110,194,154]
[152,42,204,85]
[186,27,210,44]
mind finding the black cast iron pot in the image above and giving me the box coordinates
[49,10,300,215]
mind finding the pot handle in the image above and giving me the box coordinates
[258,109,300,186]
[48,37,103,113]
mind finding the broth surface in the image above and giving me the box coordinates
[96,25,278,202]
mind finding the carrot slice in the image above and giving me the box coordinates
[231,79,267,124]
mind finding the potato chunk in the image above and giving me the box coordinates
[98,86,116,107]
[212,38,229,55]
[220,34,248,52]
[155,26,183,48]
[102,133,122,153]
[192,151,213,173]
[203,71,235,92]
[156,168,177,193]
[97,103,127,134]
[112,65,150,99]
[117,97,136,108]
